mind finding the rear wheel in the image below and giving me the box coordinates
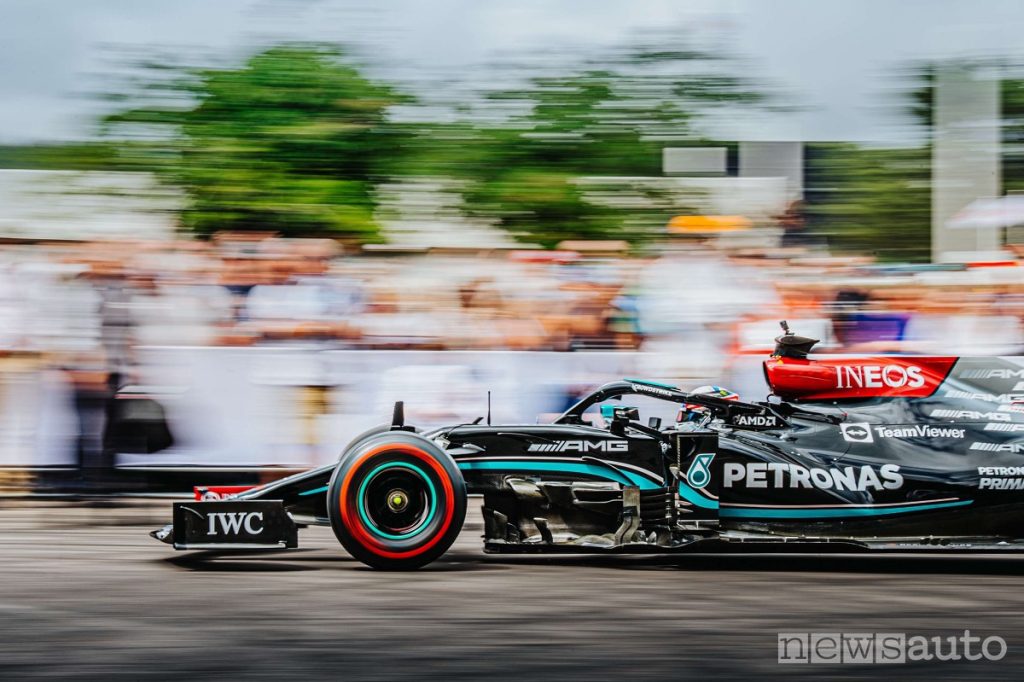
[327,431,466,570]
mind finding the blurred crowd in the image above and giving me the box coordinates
[2,234,1024,372]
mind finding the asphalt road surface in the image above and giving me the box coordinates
[2,500,1024,681]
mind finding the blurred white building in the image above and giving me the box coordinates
[0,170,178,241]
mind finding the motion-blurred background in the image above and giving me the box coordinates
[3,0,1024,491]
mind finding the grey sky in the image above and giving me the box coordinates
[2,0,1024,144]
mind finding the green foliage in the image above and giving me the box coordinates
[446,58,760,247]
[805,144,931,262]
[1001,77,1024,193]
[103,44,407,239]
[0,143,119,171]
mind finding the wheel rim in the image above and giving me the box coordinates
[357,462,437,540]
[338,441,460,561]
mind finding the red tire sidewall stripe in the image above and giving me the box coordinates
[340,442,456,560]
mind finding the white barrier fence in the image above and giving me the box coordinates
[4,347,762,469]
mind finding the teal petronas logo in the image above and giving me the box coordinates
[687,453,715,488]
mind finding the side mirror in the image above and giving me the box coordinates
[600,405,640,422]
[613,406,640,422]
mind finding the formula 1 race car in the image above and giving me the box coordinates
[152,322,1024,569]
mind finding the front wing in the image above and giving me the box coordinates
[152,500,298,550]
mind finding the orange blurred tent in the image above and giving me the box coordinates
[667,215,752,234]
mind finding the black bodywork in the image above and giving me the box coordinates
[155,357,1024,555]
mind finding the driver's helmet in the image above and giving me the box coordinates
[678,385,740,422]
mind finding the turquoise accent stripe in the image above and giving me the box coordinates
[721,499,973,519]
[299,485,328,496]
[677,482,719,510]
[457,460,661,490]
[357,462,437,540]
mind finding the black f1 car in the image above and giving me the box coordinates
[153,323,1024,569]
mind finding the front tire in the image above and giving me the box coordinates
[338,423,419,461]
[327,431,466,570]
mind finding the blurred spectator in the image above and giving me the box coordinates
[830,289,909,350]
[902,290,1024,355]
[778,201,810,248]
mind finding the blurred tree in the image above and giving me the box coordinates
[799,63,940,263]
[999,77,1024,193]
[804,144,931,262]
[805,61,1024,262]
[417,46,765,247]
[0,143,119,171]
[88,38,765,247]
[103,45,407,239]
